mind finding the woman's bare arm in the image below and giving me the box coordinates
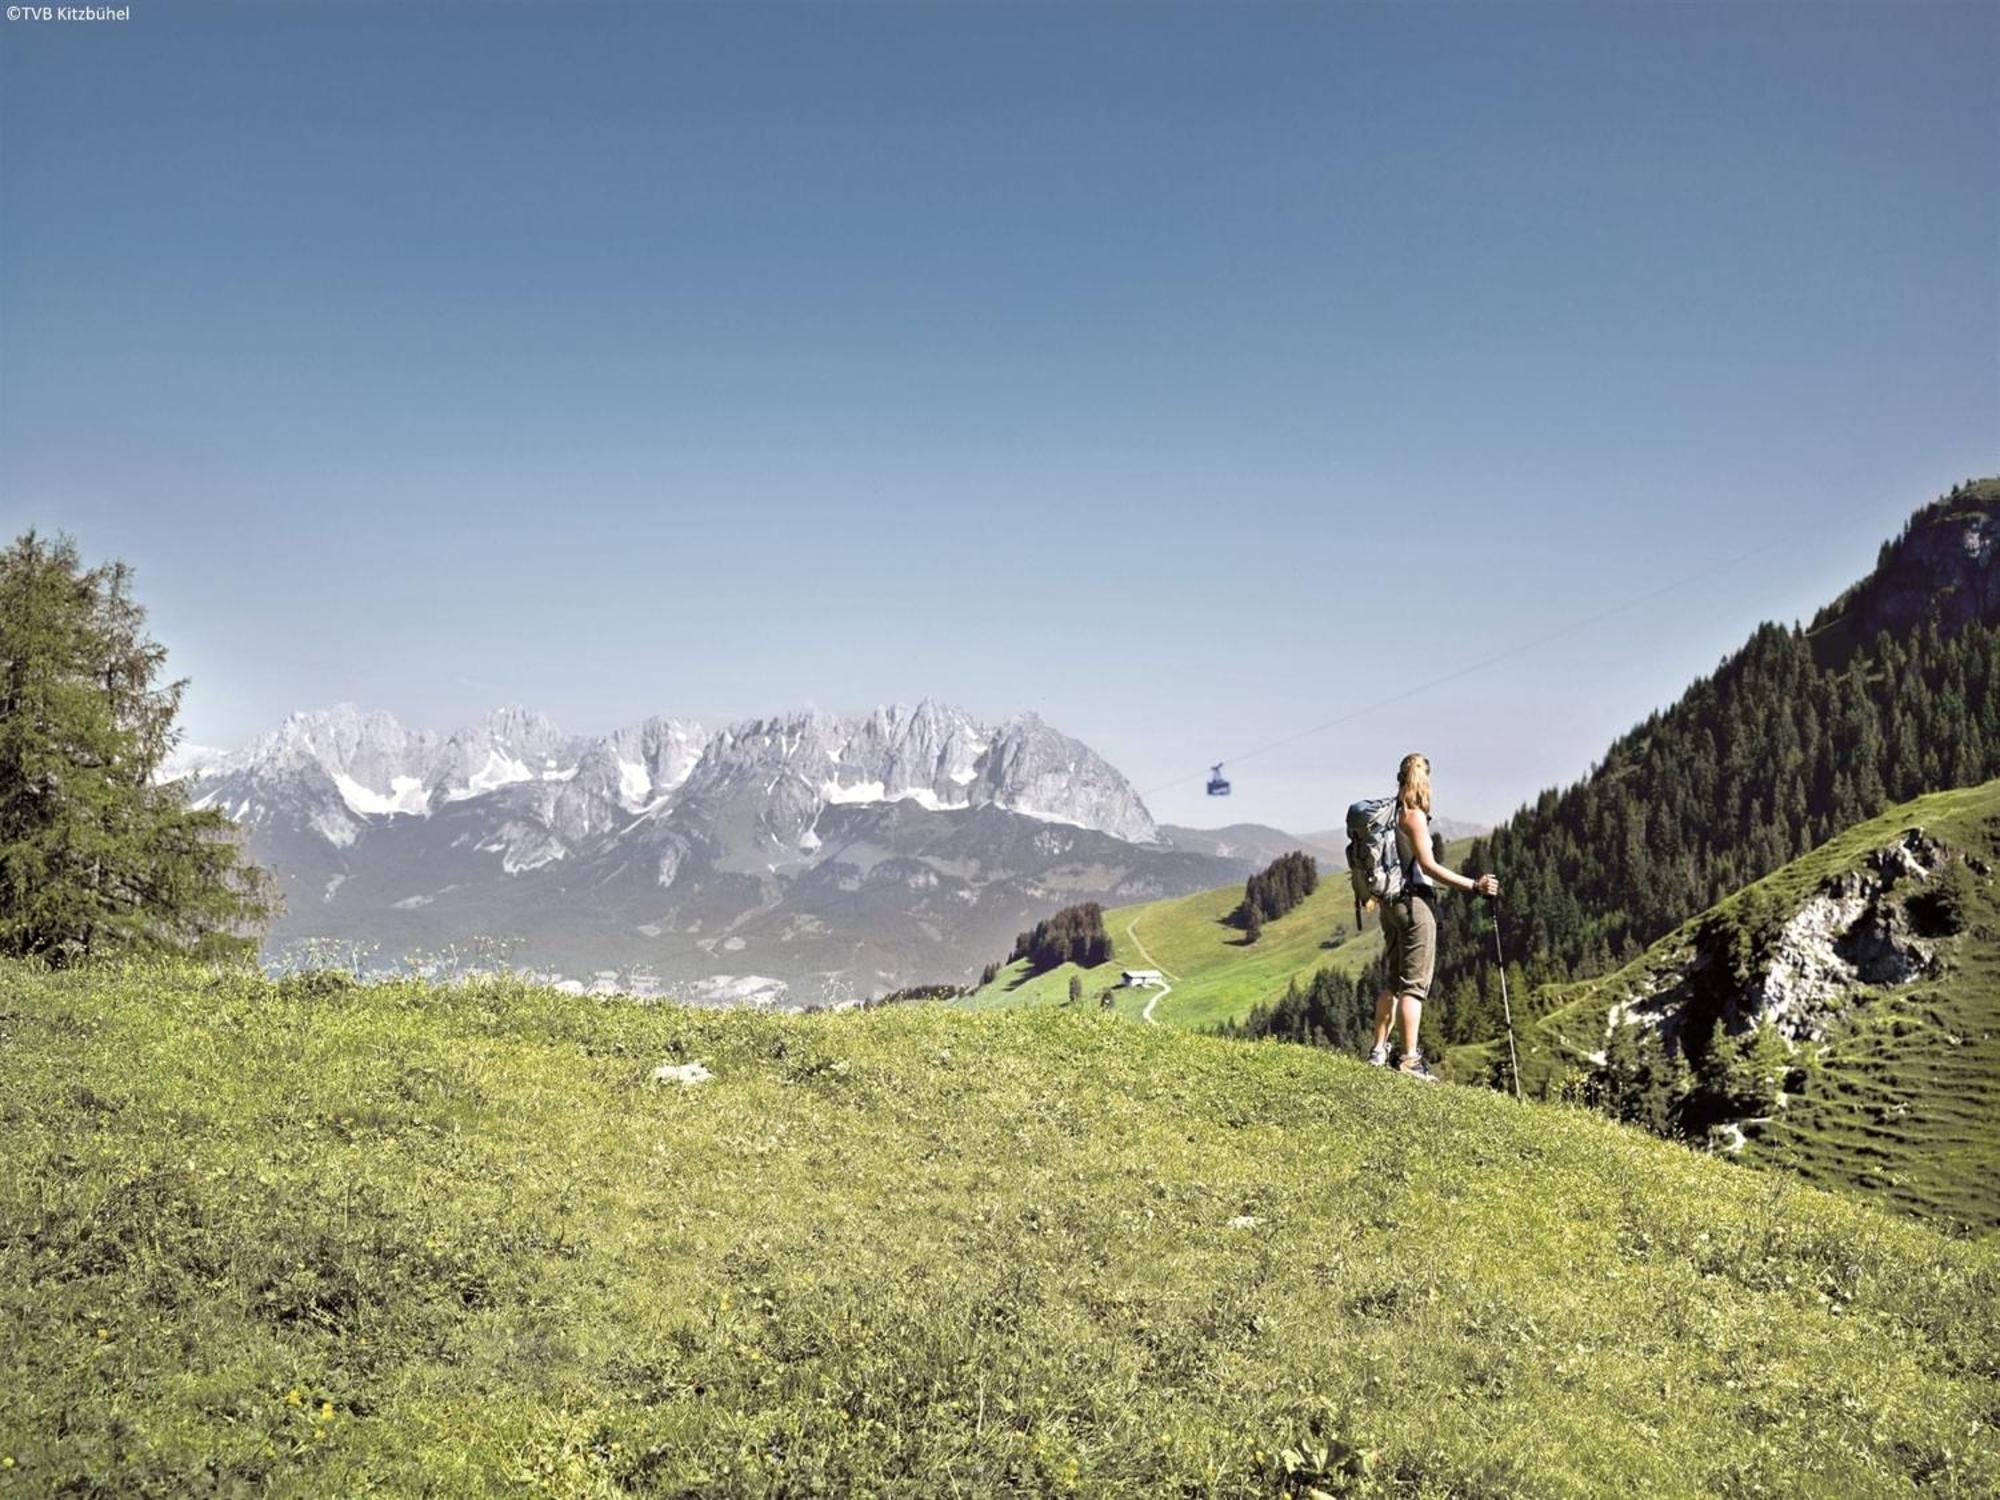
[1400,804,1499,896]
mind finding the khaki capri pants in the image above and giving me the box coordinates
[1380,892,1438,1002]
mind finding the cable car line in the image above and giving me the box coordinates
[1141,503,1894,802]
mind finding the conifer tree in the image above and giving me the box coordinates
[0,533,275,963]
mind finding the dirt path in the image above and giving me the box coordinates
[1124,916,1177,1025]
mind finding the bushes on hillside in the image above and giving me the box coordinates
[869,984,966,1007]
[1584,1016,1798,1141]
[1228,851,1318,931]
[1009,902,1113,974]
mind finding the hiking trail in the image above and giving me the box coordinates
[1124,916,1176,1025]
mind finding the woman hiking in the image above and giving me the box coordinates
[1367,752,1499,1081]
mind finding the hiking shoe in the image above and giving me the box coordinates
[1397,1053,1439,1083]
[1367,1042,1391,1067]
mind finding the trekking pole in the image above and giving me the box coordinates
[1488,894,1523,1102]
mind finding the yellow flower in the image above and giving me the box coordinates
[285,1387,304,1407]
[95,1328,108,1340]
[320,1401,335,1419]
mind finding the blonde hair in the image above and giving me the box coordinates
[1397,753,1432,815]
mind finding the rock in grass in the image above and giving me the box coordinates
[652,1060,713,1087]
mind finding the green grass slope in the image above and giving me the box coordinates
[1459,781,2000,1235]
[4,963,1996,1496]
[959,842,1475,1031]
[955,879,1377,1030]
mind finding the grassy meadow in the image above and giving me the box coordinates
[961,869,1372,1030]
[2,961,1996,1496]
[959,840,1479,1032]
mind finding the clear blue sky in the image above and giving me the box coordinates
[3,2,1993,830]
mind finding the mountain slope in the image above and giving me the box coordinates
[962,839,1480,1029]
[3,961,1993,1496]
[957,877,1378,1028]
[1433,477,2000,1048]
[1467,779,2000,1234]
[1158,823,1346,867]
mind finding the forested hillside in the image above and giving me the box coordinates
[1433,480,1999,1044]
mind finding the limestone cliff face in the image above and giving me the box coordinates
[1730,831,1946,1042]
[1613,828,1956,1050]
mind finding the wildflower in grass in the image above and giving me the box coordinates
[285,1387,304,1406]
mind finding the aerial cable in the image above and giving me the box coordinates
[1141,496,1906,800]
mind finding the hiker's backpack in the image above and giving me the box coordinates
[1345,796,1406,930]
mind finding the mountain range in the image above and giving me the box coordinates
[174,701,1282,1000]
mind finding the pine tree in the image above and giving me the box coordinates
[0,533,275,963]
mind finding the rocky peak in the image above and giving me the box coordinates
[432,706,581,801]
[977,713,1158,844]
[182,700,1160,860]
[1811,478,2000,660]
[600,717,708,811]
[667,703,1157,849]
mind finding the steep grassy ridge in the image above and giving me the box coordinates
[1460,781,2000,1234]
[2,963,1995,1496]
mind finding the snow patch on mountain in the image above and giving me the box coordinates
[333,772,430,818]
[820,779,956,813]
[449,748,534,800]
[617,758,651,806]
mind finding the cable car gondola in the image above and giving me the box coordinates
[1206,763,1231,797]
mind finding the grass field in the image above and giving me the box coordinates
[957,842,1476,1032]
[955,880,1376,1030]
[3,961,1997,1496]
[1451,781,2000,1236]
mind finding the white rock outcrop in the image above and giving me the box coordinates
[651,1060,714,1087]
